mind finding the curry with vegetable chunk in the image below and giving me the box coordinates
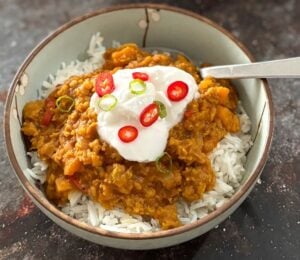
[22,44,240,229]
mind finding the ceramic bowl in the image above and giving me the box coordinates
[4,4,274,250]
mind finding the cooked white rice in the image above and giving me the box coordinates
[25,33,252,233]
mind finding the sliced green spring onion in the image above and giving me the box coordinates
[129,79,146,95]
[98,94,118,111]
[154,101,167,119]
[155,152,173,174]
[56,95,75,113]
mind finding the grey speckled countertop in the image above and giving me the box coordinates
[0,0,299,259]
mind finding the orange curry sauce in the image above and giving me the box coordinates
[22,44,240,229]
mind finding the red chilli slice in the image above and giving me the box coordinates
[95,72,115,97]
[41,97,56,126]
[41,110,53,126]
[132,72,149,81]
[167,81,189,102]
[118,125,138,143]
[140,103,159,127]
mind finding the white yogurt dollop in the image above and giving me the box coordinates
[90,65,199,162]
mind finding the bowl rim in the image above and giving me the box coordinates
[4,3,274,240]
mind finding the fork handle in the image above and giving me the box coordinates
[200,57,300,79]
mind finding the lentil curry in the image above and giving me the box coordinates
[22,44,240,229]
